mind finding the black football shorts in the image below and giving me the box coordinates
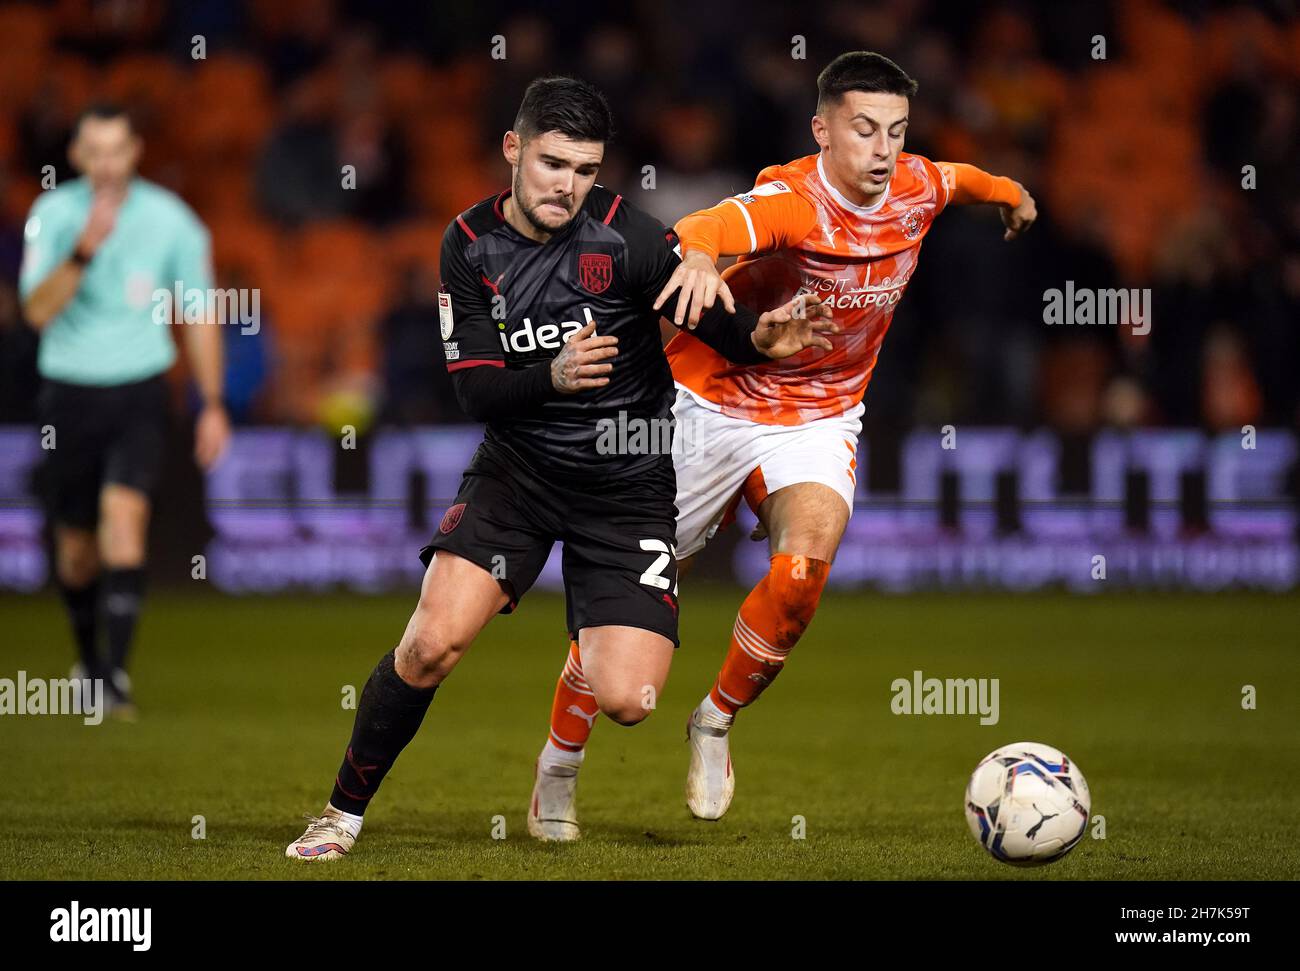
[35,373,170,529]
[420,438,680,647]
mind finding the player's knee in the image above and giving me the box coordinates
[398,615,471,684]
[767,554,831,649]
[98,492,149,563]
[56,531,99,587]
[597,689,653,726]
[98,519,146,567]
[57,549,99,588]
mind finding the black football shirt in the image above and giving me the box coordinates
[438,185,757,480]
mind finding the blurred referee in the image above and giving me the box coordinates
[19,103,230,718]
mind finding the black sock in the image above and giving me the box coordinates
[103,567,146,673]
[330,650,437,816]
[57,577,103,677]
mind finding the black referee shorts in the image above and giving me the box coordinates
[35,373,169,530]
[420,440,681,647]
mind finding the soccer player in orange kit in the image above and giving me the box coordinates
[527,52,1037,837]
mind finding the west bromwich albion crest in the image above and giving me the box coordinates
[578,253,613,294]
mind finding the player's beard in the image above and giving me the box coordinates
[513,170,574,236]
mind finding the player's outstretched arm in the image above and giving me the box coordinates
[652,250,734,329]
[687,292,838,364]
[653,182,818,328]
[621,194,830,364]
[937,161,1037,241]
[751,293,837,359]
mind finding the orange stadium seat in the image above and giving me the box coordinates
[38,54,100,125]
[1121,2,1199,73]
[191,55,271,110]
[0,5,52,103]
[1202,8,1292,81]
[293,220,379,276]
[186,165,257,219]
[182,101,275,162]
[0,39,49,109]
[104,54,186,119]
[207,213,284,292]
[263,268,339,341]
[184,57,273,161]
[410,124,497,217]
[385,221,445,275]
[378,57,440,120]
[0,3,50,48]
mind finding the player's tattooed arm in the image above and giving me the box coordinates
[550,321,618,393]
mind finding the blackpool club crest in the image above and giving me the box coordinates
[901,206,929,241]
[578,253,613,294]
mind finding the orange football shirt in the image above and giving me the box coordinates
[666,152,1019,424]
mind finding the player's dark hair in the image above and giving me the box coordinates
[514,76,614,145]
[74,101,135,134]
[816,52,918,112]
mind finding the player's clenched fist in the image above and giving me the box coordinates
[751,293,838,359]
[551,320,619,393]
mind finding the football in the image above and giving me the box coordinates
[965,742,1091,866]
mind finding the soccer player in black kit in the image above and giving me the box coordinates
[287,77,835,859]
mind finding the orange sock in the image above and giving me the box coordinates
[547,640,598,752]
[709,553,830,716]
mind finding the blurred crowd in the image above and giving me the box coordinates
[0,0,1295,434]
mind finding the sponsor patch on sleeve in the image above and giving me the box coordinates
[749,180,792,197]
[442,340,459,361]
[438,291,454,339]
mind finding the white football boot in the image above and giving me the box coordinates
[685,702,735,820]
[285,806,361,861]
[527,754,581,842]
[106,667,138,722]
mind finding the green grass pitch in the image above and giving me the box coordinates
[1,586,1297,880]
